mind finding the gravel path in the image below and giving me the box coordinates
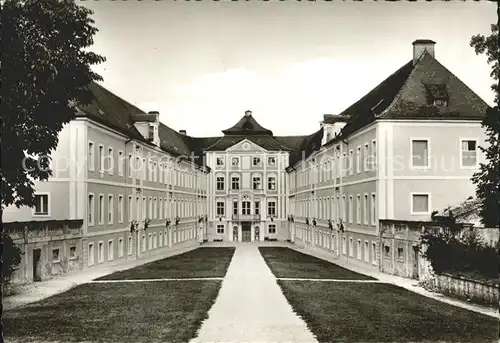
[191,244,317,343]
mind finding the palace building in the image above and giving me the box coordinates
[3,39,490,281]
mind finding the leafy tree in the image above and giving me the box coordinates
[1,1,105,336]
[470,23,500,229]
[1,234,22,286]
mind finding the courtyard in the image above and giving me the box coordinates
[3,245,498,343]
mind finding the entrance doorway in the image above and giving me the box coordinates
[233,226,238,242]
[33,248,42,282]
[241,222,251,242]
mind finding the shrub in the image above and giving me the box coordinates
[1,233,22,286]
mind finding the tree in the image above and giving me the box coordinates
[470,23,500,229]
[1,0,105,337]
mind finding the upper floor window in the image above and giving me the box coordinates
[118,151,124,176]
[242,201,251,215]
[88,142,95,171]
[461,140,477,167]
[108,147,114,175]
[153,162,158,182]
[34,194,49,215]
[412,193,430,214]
[412,139,429,168]
[253,176,261,190]
[349,150,354,175]
[216,176,225,191]
[216,157,224,166]
[253,157,261,166]
[356,146,361,174]
[216,201,225,216]
[231,176,240,190]
[231,157,239,166]
[98,145,104,172]
[267,201,276,216]
[268,156,276,166]
[254,201,260,215]
[363,144,369,171]
[268,176,276,190]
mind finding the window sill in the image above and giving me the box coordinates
[52,260,61,264]
[33,213,50,217]
[69,256,77,261]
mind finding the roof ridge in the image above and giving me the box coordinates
[89,81,146,115]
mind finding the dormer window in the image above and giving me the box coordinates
[424,83,448,107]
[148,124,155,141]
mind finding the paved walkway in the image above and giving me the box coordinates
[3,241,197,311]
[292,244,499,319]
[191,245,317,343]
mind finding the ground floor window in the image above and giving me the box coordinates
[142,235,146,252]
[268,224,276,234]
[128,236,133,256]
[153,233,157,249]
[372,242,377,263]
[98,241,104,263]
[342,237,347,255]
[349,238,354,257]
[52,248,60,263]
[88,243,95,266]
[217,225,225,234]
[118,238,124,258]
[364,241,369,262]
[159,232,163,247]
[357,239,362,260]
[69,246,77,260]
[108,240,114,261]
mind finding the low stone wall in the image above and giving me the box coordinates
[433,273,499,307]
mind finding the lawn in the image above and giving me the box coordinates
[258,247,374,280]
[4,280,222,343]
[278,280,498,342]
[97,247,235,280]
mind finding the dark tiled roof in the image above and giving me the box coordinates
[326,51,490,149]
[381,53,489,120]
[222,112,273,135]
[204,135,291,152]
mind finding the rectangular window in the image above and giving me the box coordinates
[108,195,113,224]
[88,142,95,171]
[356,146,361,174]
[128,196,133,221]
[364,241,369,262]
[268,224,276,234]
[52,248,60,263]
[242,201,251,215]
[231,157,239,166]
[217,225,225,234]
[159,198,163,220]
[159,232,163,247]
[128,236,133,255]
[348,196,353,224]
[397,247,404,261]
[148,197,153,219]
[34,194,49,215]
[98,241,104,263]
[142,196,146,220]
[231,177,240,190]
[357,239,362,260]
[148,160,153,181]
[159,164,163,183]
[384,244,391,258]
[268,176,276,190]
[412,139,429,167]
[216,157,224,166]
[108,240,114,261]
[153,233,157,249]
[363,194,368,225]
[153,197,158,219]
[254,201,260,215]
[142,158,146,180]
[363,143,369,171]
[349,150,354,175]
[153,162,158,182]
[233,201,238,215]
[268,156,276,166]
[252,176,261,190]
[342,237,347,255]
[98,145,104,172]
[216,201,225,216]
[371,140,377,170]
[216,176,225,190]
[88,194,95,225]
[118,195,124,223]
[118,150,124,176]
[98,195,104,224]
[342,195,346,221]
[268,201,276,216]
[253,157,261,166]
[372,242,377,263]
[128,153,133,178]
[88,243,95,266]
[461,140,477,167]
[69,246,77,259]
[356,195,361,224]
[108,147,113,175]
[371,193,376,225]
[412,194,430,214]
[349,237,354,257]
[118,238,124,258]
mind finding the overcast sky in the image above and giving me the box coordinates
[82,0,496,137]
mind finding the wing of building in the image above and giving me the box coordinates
[3,39,491,283]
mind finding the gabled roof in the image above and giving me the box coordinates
[436,197,482,227]
[204,135,291,152]
[221,110,274,136]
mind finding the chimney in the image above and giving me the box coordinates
[244,110,252,117]
[413,39,436,65]
[179,130,186,135]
